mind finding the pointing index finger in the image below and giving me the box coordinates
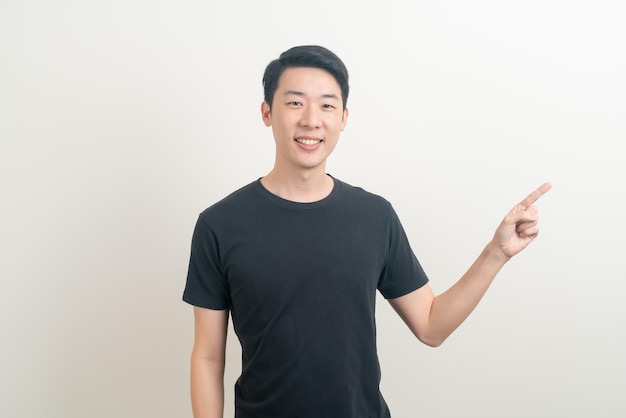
[520,182,552,209]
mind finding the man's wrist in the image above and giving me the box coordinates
[484,240,511,264]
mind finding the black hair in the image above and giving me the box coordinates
[262,45,349,109]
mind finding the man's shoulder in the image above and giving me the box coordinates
[198,180,261,220]
[334,177,392,210]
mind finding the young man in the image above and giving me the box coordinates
[183,45,551,418]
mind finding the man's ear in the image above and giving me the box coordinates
[340,107,349,131]
[261,101,272,127]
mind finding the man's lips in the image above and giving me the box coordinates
[295,137,323,145]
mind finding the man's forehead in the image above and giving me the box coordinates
[277,67,341,95]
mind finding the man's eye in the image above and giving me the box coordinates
[322,104,335,109]
[288,101,302,106]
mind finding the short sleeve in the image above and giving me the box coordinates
[182,216,231,310]
[377,206,429,299]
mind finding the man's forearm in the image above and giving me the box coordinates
[427,241,509,344]
[190,356,225,418]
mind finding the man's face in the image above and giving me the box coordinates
[261,67,348,174]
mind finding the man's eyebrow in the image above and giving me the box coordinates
[283,90,340,100]
[321,93,340,100]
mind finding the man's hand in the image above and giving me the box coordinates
[492,182,552,259]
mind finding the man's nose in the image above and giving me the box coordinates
[299,106,321,128]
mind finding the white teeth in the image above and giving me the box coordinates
[296,138,321,145]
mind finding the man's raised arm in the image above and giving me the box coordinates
[389,182,552,347]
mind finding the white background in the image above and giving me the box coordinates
[1,1,625,417]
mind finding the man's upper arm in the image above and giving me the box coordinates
[387,283,436,345]
[192,306,229,360]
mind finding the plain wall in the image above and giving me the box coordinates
[1,1,625,417]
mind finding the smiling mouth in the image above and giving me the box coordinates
[295,137,323,145]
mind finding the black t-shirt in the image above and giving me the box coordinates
[183,176,429,417]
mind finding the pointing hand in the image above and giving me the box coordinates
[492,182,552,259]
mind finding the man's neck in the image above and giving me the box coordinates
[260,169,334,203]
